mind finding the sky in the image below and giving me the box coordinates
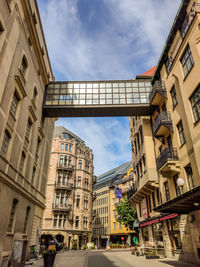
[38,0,181,175]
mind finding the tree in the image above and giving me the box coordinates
[115,197,137,230]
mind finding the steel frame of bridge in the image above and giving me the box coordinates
[43,79,155,117]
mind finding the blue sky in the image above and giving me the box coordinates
[38,0,181,175]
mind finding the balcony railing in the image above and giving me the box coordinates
[57,163,74,171]
[152,112,172,136]
[127,183,138,201]
[52,203,72,211]
[156,148,179,171]
[55,182,73,190]
[149,80,167,105]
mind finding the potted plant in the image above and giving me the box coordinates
[146,249,160,259]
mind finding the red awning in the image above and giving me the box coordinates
[159,213,178,221]
[139,213,178,227]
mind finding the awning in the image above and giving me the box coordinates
[154,186,200,214]
[139,213,178,227]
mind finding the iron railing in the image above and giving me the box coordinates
[156,148,179,171]
[149,80,167,104]
[127,182,138,200]
[152,111,172,136]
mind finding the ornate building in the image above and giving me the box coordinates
[0,0,54,265]
[42,126,95,249]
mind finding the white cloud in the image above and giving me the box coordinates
[55,118,131,175]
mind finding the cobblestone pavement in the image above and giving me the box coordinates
[33,249,199,267]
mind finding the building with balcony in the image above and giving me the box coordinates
[42,126,94,249]
[0,1,54,265]
[92,162,131,248]
[109,167,135,245]
[150,0,200,265]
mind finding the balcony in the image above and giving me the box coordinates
[128,169,159,204]
[52,203,72,211]
[152,112,173,136]
[149,80,167,105]
[156,148,180,173]
[55,182,73,190]
[92,175,97,184]
[57,163,74,172]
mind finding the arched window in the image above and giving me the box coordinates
[20,55,28,75]
[32,87,38,106]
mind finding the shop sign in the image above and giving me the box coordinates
[142,198,148,218]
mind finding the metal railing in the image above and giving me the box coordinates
[57,163,74,170]
[152,112,172,136]
[52,203,72,210]
[149,80,167,104]
[156,148,179,171]
[127,182,138,200]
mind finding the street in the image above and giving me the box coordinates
[33,250,199,267]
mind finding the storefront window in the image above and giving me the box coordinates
[152,223,163,247]
[142,227,149,242]
[168,218,182,250]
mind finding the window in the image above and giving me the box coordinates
[0,130,11,157]
[185,164,195,190]
[134,139,137,154]
[190,85,200,123]
[77,177,81,187]
[156,188,160,205]
[10,91,20,117]
[7,199,18,232]
[75,216,79,228]
[119,223,122,229]
[23,207,30,233]
[113,222,116,230]
[139,126,143,144]
[20,55,28,75]
[164,181,170,201]
[78,160,82,169]
[69,145,72,152]
[142,155,146,171]
[170,86,178,109]
[31,166,36,184]
[84,196,88,210]
[148,195,152,212]
[137,133,140,149]
[83,217,88,229]
[32,87,38,106]
[113,210,116,218]
[76,194,80,208]
[152,192,156,208]
[25,118,32,140]
[58,215,63,228]
[177,120,186,146]
[139,160,143,176]
[174,174,181,197]
[61,143,64,150]
[36,138,41,155]
[53,214,58,228]
[59,155,64,166]
[63,215,66,228]
[65,144,68,151]
[19,152,26,173]
[85,178,89,189]
[165,57,171,74]
[181,45,194,77]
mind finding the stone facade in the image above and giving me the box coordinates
[0,0,54,265]
[42,126,94,249]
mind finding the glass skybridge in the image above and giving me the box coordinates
[43,79,155,117]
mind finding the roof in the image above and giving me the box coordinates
[54,126,83,142]
[136,66,157,79]
[94,162,132,188]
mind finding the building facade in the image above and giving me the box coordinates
[0,0,54,265]
[92,162,132,248]
[150,0,200,265]
[109,167,135,245]
[42,126,94,249]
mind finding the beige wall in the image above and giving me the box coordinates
[0,0,54,264]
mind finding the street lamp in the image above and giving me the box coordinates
[177,177,185,194]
